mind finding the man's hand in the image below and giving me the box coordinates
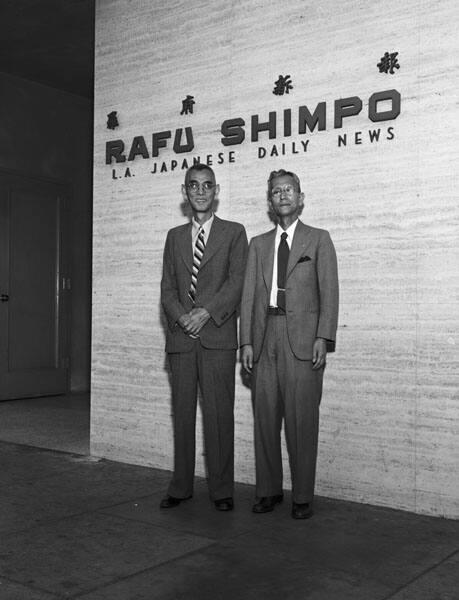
[241,344,254,373]
[312,338,327,370]
[185,307,211,336]
[178,313,192,331]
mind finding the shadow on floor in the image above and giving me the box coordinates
[0,440,458,600]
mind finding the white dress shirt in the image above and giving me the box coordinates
[191,214,214,249]
[269,219,299,307]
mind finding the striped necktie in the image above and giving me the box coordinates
[189,226,205,303]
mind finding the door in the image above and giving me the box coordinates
[0,171,70,400]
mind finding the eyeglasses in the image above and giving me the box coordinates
[187,181,215,194]
[271,184,296,198]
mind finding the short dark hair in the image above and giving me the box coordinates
[184,163,216,187]
[267,169,301,194]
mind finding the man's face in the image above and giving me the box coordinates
[269,174,304,220]
[182,168,219,215]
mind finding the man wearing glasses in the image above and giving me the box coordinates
[160,164,248,512]
[240,169,339,519]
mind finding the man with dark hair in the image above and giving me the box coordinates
[160,164,248,511]
[240,169,339,519]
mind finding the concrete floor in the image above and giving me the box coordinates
[0,393,89,455]
[1,440,458,600]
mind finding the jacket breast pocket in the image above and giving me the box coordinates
[295,260,316,281]
[297,255,312,264]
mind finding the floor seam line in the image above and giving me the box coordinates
[0,573,63,598]
[95,508,256,540]
[380,547,459,600]
[95,509,222,541]
[0,502,170,537]
[68,541,220,599]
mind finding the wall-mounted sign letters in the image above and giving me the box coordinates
[107,111,119,129]
[180,95,195,115]
[273,75,293,95]
[377,52,400,74]
[106,88,401,179]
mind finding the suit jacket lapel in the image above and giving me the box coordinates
[178,222,193,273]
[287,220,311,279]
[198,215,223,270]
[261,229,276,291]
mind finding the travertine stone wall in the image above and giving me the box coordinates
[92,0,459,518]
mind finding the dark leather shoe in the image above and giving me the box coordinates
[214,497,234,511]
[252,494,283,513]
[291,502,313,519]
[159,495,192,509]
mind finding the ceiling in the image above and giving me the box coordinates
[0,0,95,99]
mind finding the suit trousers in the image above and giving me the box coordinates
[167,340,235,501]
[253,315,323,504]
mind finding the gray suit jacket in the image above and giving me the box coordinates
[161,216,248,352]
[240,220,339,361]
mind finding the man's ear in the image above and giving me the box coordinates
[299,192,305,207]
[215,183,220,198]
[181,184,188,202]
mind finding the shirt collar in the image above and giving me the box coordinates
[192,213,214,238]
[276,218,299,242]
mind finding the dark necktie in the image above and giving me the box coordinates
[277,231,289,312]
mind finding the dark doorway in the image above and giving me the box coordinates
[0,172,71,400]
[0,2,94,453]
